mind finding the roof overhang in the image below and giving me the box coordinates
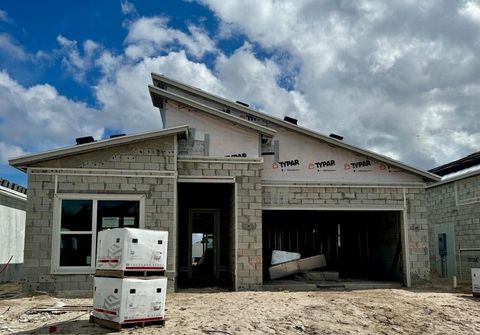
[151,73,440,183]
[0,185,27,200]
[9,125,189,171]
[148,85,276,138]
[427,167,480,188]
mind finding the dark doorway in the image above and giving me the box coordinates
[262,210,403,283]
[178,183,233,288]
[189,209,218,280]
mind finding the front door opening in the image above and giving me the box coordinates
[178,183,234,288]
[190,210,217,279]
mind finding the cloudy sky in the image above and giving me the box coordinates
[1,0,479,185]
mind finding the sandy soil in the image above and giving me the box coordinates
[0,284,479,334]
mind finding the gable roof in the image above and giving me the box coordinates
[150,73,440,182]
[9,125,189,171]
[148,85,276,137]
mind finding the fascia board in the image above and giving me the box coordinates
[0,185,27,200]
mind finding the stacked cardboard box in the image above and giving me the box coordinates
[92,228,168,330]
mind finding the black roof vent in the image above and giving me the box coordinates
[75,136,95,145]
[236,100,249,107]
[110,134,126,139]
[283,116,298,125]
[329,133,343,141]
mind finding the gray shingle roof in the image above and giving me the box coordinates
[0,178,27,195]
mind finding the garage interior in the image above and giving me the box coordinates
[177,182,234,288]
[262,210,404,284]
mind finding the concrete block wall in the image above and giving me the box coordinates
[427,174,480,280]
[23,173,55,292]
[23,137,176,294]
[177,159,263,290]
[262,185,430,284]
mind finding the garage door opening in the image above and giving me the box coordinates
[177,183,234,288]
[263,210,404,284]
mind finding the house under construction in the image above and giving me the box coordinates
[9,74,440,294]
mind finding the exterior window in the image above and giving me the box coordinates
[60,200,93,267]
[53,195,143,274]
[97,201,140,230]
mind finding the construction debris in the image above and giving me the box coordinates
[25,304,91,315]
[271,250,301,265]
[304,271,339,281]
[269,254,327,280]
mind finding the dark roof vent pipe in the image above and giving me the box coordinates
[283,116,298,125]
[329,133,343,141]
[75,136,95,145]
[236,100,249,107]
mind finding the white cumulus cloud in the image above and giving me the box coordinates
[125,17,217,59]
[2,2,480,174]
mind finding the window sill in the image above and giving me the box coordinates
[51,267,95,275]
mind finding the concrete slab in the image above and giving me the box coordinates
[263,279,402,292]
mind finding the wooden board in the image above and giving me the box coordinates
[269,254,326,280]
[92,316,165,331]
[26,305,92,314]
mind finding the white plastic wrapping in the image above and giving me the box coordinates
[96,228,168,271]
[93,277,167,324]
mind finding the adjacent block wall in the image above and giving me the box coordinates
[0,192,26,282]
[23,137,176,294]
[262,185,430,284]
[177,159,263,290]
[427,174,480,280]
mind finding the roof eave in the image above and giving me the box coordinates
[427,169,480,188]
[9,125,189,170]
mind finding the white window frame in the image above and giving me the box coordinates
[51,193,145,275]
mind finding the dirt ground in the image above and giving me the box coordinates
[0,283,479,335]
